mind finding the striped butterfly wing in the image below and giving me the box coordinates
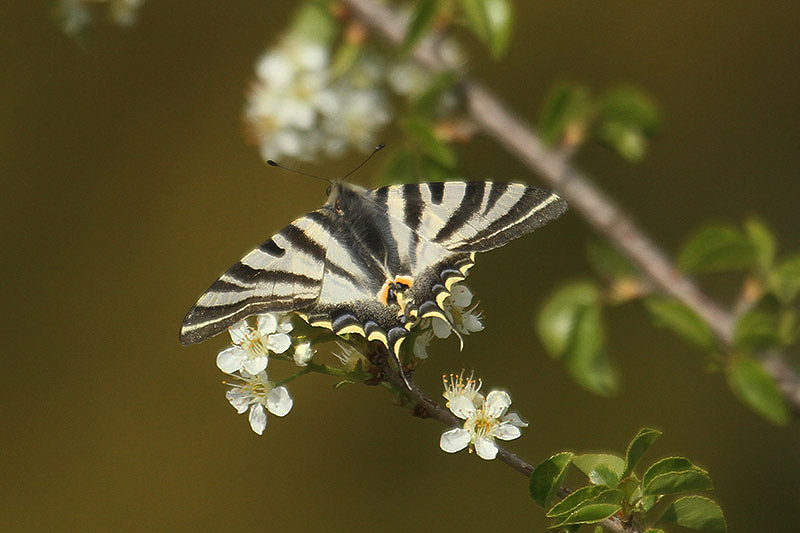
[179,212,332,345]
[370,181,567,352]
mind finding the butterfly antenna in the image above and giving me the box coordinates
[341,144,385,182]
[266,160,332,184]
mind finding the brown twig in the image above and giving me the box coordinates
[341,0,800,414]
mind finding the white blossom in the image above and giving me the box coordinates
[293,341,315,367]
[440,388,527,460]
[225,371,293,435]
[432,284,485,339]
[244,37,392,163]
[216,313,293,375]
[321,88,392,156]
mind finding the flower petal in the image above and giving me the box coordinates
[267,386,293,417]
[503,412,528,428]
[413,331,432,359]
[484,390,512,418]
[277,314,294,334]
[226,390,250,414]
[461,312,484,333]
[217,346,246,373]
[440,428,471,453]
[474,437,499,460]
[257,313,278,335]
[432,317,452,339]
[248,404,267,435]
[243,354,268,375]
[268,333,292,354]
[448,394,477,419]
[493,422,522,441]
[450,285,473,308]
[228,320,249,345]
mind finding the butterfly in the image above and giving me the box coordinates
[180,178,567,370]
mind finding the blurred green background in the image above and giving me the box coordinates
[3,1,799,531]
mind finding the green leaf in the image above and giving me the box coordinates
[587,240,640,281]
[566,301,618,396]
[642,457,712,496]
[458,0,513,58]
[595,86,660,163]
[744,217,776,272]
[289,2,338,45]
[623,428,661,478]
[401,117,456,168]
[643,468,713,496]
[537,281,600,358]
[400,0,438,56]
[572,454,625,485]
[597,86,661,134]
[617,478,640,504]
[726,355,788,425]
[658,496,727,532]
[641,457,690,485]
[547,486,606,517]
[769,253,800,303]
[644,529,666,533]
[678,225,756,273]
[552,503,622,527]
[378,148,418,186]
[536,281,618,396]
[644,296,715,350]
[530,452,574,508]
[538,83,592,147]
[638,494,659,513]
[333,379,357,389]
[733,310,781,351]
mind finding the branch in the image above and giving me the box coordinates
[371,353,638,533]
[341,0,800,414]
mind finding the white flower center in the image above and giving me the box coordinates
[242,330,271,359]
[464,410,499,441]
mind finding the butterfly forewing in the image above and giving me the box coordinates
[179,212,332,345]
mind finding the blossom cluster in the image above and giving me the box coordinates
[218,312,312,434]
[439,372,527,460]
[243,38,392,163]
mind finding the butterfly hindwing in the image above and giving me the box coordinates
[181,180,567,359]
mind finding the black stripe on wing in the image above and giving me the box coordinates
[451,186,567,252]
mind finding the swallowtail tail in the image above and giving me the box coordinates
[180,179,567,363]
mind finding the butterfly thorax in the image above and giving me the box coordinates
[324,181,417,321]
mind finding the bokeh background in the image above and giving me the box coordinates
[3,1,799,531]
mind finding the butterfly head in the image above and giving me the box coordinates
[325,180,368,216]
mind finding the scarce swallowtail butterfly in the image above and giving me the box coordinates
[180,171,567,376]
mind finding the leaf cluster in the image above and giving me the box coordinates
[529,429,726,532]
[537,217,800,425]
